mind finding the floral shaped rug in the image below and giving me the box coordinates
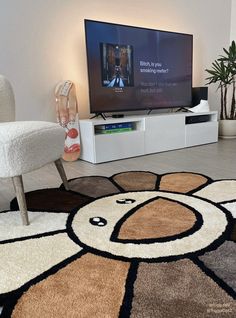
[0,171,236,317]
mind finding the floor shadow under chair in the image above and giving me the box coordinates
[0,74,69,225]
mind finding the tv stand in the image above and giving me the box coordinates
[79,111,218,163]
[90,113,107,120]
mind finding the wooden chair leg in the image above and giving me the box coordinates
[54,159,70,191]
[12,176,29,226]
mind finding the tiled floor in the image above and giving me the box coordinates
[1,138,236,211]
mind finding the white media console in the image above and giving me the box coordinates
[79,111,218,163]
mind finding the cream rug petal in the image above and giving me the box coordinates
[0,211,68,242]
[0,233,81,294]
[221,202,236,218]
[194,180,236,203]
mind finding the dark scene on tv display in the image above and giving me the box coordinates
[85,20,192,113]
[100,43,134,88]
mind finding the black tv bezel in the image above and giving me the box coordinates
[84,19,193,114]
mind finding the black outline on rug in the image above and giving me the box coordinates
[0,229,66,245]
[118,261,139,318]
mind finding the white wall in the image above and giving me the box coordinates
[230,0,236,41]
[0,0,232,120]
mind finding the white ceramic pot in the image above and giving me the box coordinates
[219,119,236,139]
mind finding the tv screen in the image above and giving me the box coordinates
[85,20,193,114]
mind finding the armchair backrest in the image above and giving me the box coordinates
[0,74,15,122]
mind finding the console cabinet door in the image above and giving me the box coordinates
[95,131,145,163]
[185,122,218,147]
[145,115,185,154]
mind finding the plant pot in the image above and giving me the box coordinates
[219,119,236,139]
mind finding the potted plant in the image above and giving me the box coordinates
[206,40,236,138]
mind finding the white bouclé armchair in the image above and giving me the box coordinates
[0,74,69,225]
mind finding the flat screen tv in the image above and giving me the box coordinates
[85,19,193,114]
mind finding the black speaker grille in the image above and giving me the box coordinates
[192,87,208,106]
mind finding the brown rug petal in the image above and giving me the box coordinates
[118,198,196,240]
[159,172,209,193]
[12,253,130,318]
[199,241,236,292]
[130,259,236,318]
[112,171,158,191]
[68,176,120,198]
[10,189,90,212]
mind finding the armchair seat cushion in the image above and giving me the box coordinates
[0,121,65,178]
